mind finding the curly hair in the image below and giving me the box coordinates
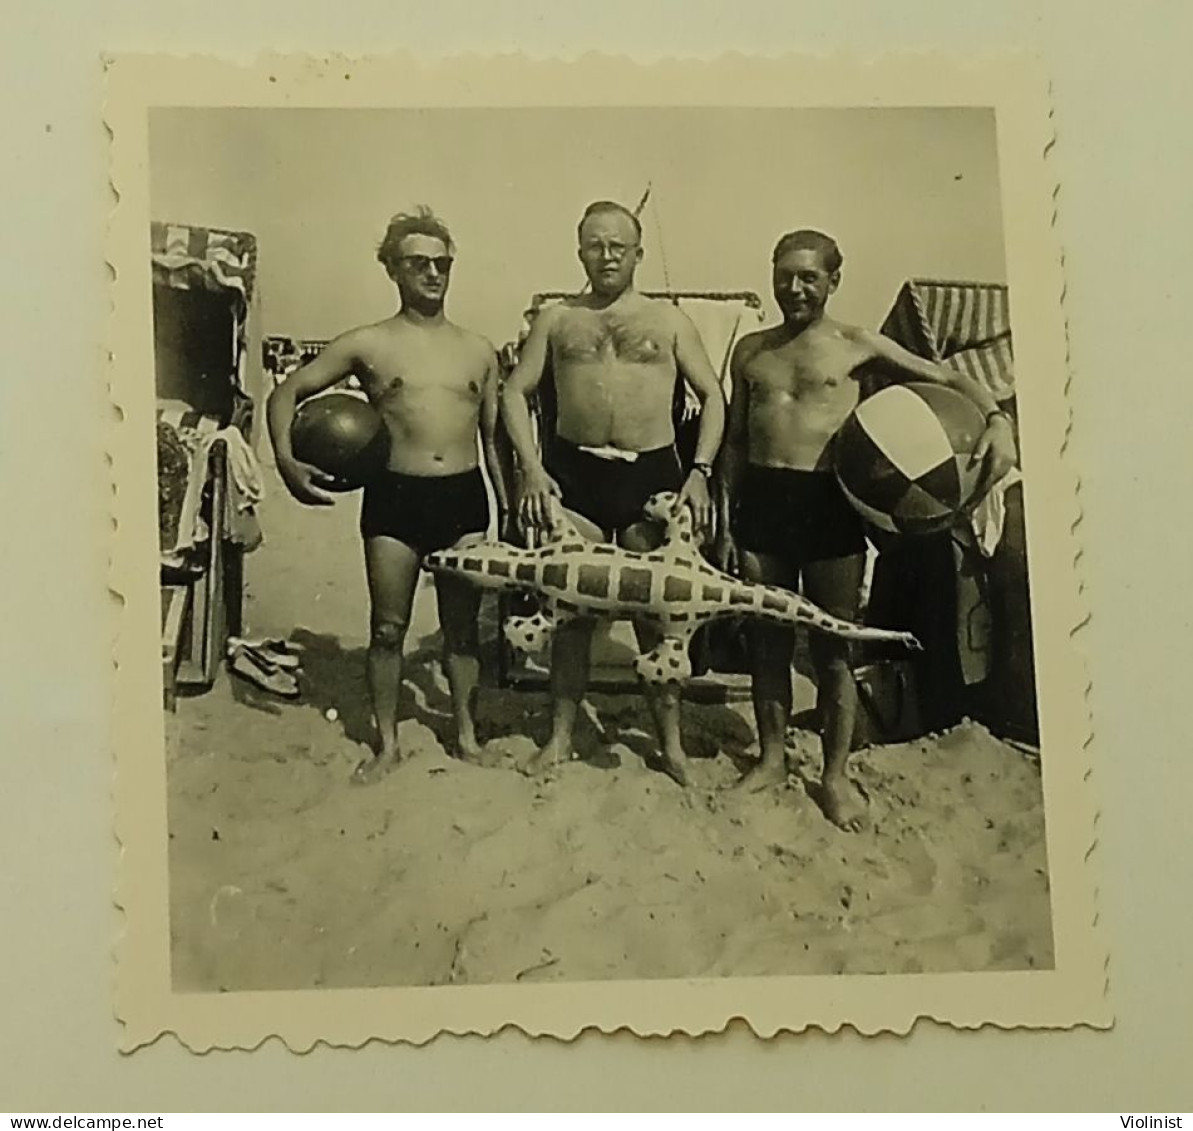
[771,229,843,274]
[376,206,456,274]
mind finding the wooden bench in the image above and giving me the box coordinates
[159,440,247,708]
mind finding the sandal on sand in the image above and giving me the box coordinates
[228,647,300,698]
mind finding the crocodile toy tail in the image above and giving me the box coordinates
[721,579,921,649]
[424,541,539,593]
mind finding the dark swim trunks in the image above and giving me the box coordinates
[547,438,686,535]
[733,465,867,566]
[359,467,490,555]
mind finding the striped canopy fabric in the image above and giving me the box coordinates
[873,279,1014,404]
[151,221,258,307]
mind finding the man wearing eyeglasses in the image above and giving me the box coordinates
[267,207,508,784]
[501,200,726,787]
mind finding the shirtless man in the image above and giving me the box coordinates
[267,207,508,783]
[718,229,1017,830]
[501,200,726,785]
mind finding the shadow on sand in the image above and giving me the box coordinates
[218,627,459,755]
[284,626,473,755]
[224,616,762,782]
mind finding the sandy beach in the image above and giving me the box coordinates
[165,456,1054,992]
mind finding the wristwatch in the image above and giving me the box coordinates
[691,461,714,479]
[986,409,1013,427]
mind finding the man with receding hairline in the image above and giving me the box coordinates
[718,228,1017,830]
[501,199,727,786]
[268,207,508,784]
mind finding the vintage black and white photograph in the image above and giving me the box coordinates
[107,54,1102,1047]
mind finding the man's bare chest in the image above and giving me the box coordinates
[746,339,860,398]
[553,312,673,366]
[356,341,483,404]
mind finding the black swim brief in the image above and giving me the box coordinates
[359,467,490,555]
[547,438,686,535]
[732,464,867,566]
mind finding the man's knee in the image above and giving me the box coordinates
[810,634,853,678]
[442,615,480,654]
[371,617,409,652]
[644,679,681,707]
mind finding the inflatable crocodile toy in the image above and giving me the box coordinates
[425,491,920,684]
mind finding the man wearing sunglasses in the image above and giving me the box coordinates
[268,207,508,784]
[501,200,726,787]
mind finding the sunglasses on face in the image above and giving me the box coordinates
[398,255,455,275]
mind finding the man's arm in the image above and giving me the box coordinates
[672,308,728,534]
[499,309,553,475]
[478,346,512,531]
[854,327,1018,497]
[715,336,752,556]
[499,308,560,530]
[673,309,727,466]
[266,331,363,505]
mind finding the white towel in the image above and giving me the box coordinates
[968,467,1023,558]
[577,444,640,463]
[215,427,265,551]
[166,426,265,559]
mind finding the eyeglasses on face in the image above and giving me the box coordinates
[397,255,455,275]
[580,241,637,260]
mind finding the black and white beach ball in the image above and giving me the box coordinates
[833,382,988,535]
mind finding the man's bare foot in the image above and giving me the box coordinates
[455,731,503,767]
[455,729,484,764]
[816,773,868,832]
[517,735,570,777]
[351,748,399,786]
[734,756,788,793]
[653,748,690,788]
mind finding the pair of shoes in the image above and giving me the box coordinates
[227,640,300,698]
[228,636,302,670]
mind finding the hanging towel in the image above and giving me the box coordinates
[159,408,265,563]
[968,467,1024,559]
[157,402,220,566]
[212,426,265,552]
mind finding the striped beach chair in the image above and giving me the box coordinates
[153,221,259,708]
[863,279,1037,747]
